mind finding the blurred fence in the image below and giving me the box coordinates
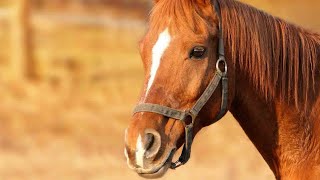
[0,2,146,83]
[0,8,10,19]
[34,13,145,28]
[0,8,145,28]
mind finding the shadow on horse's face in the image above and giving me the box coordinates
[124,0,233,178]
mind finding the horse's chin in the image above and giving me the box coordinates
[135,148,176,179]
[137,162,171,179]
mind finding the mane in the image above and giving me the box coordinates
[218,0,320,112]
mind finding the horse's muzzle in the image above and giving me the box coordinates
[124,127,178,178]
[134,148,176,179]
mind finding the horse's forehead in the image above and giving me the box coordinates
[146,16,211,45]
[141,24,172,52]
[145,25,189,46]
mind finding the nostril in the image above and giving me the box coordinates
[144,129,161,159]
[144,133,155,151]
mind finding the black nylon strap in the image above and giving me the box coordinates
[132,73,227,121]
[190,71,222,116]
[214,0,225,57]
[216,76,228,120]
[133,103,187,121]
[170,124,193,169]
[133,71,224,121]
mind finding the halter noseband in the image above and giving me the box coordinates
[133,0,228,169]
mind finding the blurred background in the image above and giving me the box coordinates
[0,0,318,179]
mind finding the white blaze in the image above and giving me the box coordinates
[146,28,171,96]
[134,28,171,168]
[135,134,145,167]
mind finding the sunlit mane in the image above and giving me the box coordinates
[218,0,320,111]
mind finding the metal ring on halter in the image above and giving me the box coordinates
[182,111,197,126]
[216,57,228,76]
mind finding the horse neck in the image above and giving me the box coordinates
[228,50,320,180]
[219,1,320,177]
[229,72,279,175]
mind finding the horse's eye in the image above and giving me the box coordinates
[189,46,206,59]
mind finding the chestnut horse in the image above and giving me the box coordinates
[124,0,320,179]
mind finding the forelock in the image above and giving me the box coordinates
[149,0,214,34]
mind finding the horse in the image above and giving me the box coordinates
[124,0,320,179]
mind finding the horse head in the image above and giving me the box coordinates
[124,0,235,178]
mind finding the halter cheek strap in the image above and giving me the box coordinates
[132,0,227,169]
[133,61,228,169]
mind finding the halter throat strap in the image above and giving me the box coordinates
[133,0,227,169]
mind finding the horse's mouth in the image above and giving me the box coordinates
[134,148,176,179]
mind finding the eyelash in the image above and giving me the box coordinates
[189,46,207,60]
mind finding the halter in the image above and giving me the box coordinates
[133,0,228,169]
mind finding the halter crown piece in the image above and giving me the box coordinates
[133,0,228,169]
